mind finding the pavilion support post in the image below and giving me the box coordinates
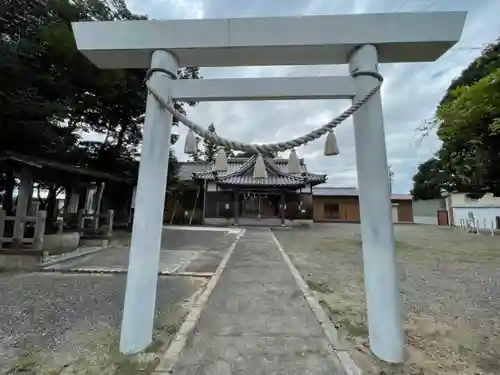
[106,209,114,237]
[0,210,6,248]
[13,168,33,248]
[349,44,404,363]
[120,50,178,354]
[77,209,85,233]
[310,183,314,221]
[280,193,285,226]
[63,186,72,215]
[92,182,105,233]
[233,190,239,226]
[33,210,47,251]
[202,179,207,225]
[258,194,261,220]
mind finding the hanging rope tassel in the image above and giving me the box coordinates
[288,148,302,174]
[253,154,268,179]
[324,130,339,156]
[184,129,198,154]
[214,148,228,172]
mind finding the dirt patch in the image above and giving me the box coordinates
[274,223,500,375]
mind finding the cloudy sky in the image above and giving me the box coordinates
[124,0,500,193]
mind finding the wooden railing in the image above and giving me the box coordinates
[0,208,114,252]
[0,210,47,250]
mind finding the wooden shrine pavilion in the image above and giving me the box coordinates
[189,155,327,226]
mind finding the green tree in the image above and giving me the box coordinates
[65,0,199,188]
[235,150,279,158]
[388,164,394,185]
[203,124,219,163]
[441,41,500,105]
[0,0,200,214]
[189,124,233,163]
[411,157,453,200]
[416,39,500,198]
[436,67,500,196]
[0,0,81,212]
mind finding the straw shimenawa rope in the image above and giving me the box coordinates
[144,69,383,154]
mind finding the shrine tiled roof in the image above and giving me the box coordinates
[193,155,327,187]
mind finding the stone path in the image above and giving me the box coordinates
[167,228,343,375]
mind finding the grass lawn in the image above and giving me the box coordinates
[274,223,500,375]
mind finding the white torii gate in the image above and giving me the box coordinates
[72,11,466,363]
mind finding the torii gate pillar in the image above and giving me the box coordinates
[119,50,178,354]
[350,45,404,362]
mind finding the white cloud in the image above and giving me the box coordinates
[122,0,500,193]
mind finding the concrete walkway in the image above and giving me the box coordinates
[169,228,344,375]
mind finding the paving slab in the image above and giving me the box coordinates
[206,282,309,315]
[160,229,237,252]
[169,228,344,375]
[173,335,335,375]
[46,228,239,274]
[46,247,198,273]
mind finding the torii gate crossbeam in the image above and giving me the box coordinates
[72,11,467,364]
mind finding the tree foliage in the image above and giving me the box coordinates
[412,39,500,199]
[411,157,451,200]
[0,0,200,217]
[188,124,234,162]
[234,150,279,158]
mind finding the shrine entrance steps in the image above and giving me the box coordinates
[237,217,285,227]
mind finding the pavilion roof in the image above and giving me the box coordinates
[0,151,133,184]
[193,155,326,188]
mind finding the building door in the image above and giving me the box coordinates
[241,192,277,218]
[242,193,259,217]
[324,203,340,220]
[437,210,449,226]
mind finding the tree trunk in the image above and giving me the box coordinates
[116,123,128,150]
[46,185,58,221]
[3,171,15,215]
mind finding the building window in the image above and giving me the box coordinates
[324,203,340,219]
[496,216,500,230]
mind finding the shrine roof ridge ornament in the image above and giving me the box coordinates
[72,11,467,69]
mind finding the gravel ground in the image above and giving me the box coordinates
[273,223,500,375]
[0,272,205,374]
[0,228,239,374]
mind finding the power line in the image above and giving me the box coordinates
[394,0,420,12]
[454,47,483,51]
[422,0,439,11]
[394,0,440,13]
